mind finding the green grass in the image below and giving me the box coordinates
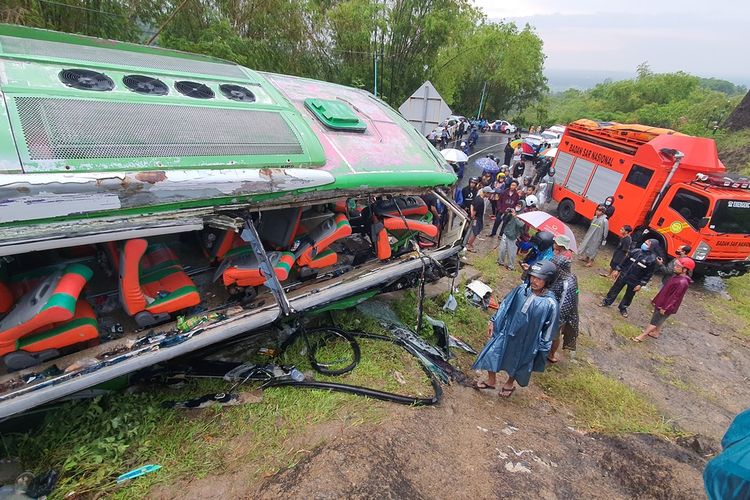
[577,269,613,296]
[537,362,679,436]
[703,275,750,336]
[2,308,440,498]
[725,274,750,334]
[612,321,641,340]
[470,251,502,289]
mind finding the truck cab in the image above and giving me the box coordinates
[648,181,750,277]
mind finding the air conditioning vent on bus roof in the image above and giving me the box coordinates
[123,75,169,96]
[175,81,214,99]
[58,69,115,91]
[219,84,256,102]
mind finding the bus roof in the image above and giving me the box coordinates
[0,24,453,187]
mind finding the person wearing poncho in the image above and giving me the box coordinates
[547,255,579,362]
[472,260,559,397]
[578,205,609,267]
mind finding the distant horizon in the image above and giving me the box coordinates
[474,1,750,91]
[544,67,750,93]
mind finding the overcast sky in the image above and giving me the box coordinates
[473,0,749,85]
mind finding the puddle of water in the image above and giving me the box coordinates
[702,276,731,299]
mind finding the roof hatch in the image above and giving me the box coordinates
[304,98,366,132]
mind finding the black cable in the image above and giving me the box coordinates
[268,330,443,406]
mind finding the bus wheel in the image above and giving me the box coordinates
[557,199,578,223]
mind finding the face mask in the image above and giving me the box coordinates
[640,243,650,251]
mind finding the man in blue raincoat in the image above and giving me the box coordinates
[472,260,559,397]
[704,408,750,499]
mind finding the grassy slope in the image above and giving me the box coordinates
[716,128,750,175]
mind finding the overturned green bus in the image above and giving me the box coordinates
[0,25,466,418]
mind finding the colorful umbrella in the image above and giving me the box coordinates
[440,148,468,163]
[475,157,499,172]
[517,211,577,251]
[510,139,523,148]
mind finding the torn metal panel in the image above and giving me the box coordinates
[0,168,336,224]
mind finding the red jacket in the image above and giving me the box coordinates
[651,274,692,315]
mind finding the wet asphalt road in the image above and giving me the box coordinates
[442,131,531,189]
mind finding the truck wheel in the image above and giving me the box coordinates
[557,199,578,223]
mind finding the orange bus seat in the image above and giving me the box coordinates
[0,264,95,358]
[204,229,243,263]
[382,217,439,239]
[372,196,428,218]
[304,249,338,269]
[119,239,201,326]
[4,301,99,359]
[372,223,392,260]
[295,214,352,268]
[220,250,295,288]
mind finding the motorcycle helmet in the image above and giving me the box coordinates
[461,141,466,148]
[531,230,555,251]
[677,257,696,272]
[525,194,539,208]
[528,260,558,286]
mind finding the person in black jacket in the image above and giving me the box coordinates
[503,138,514,166]
[599,238,659,318]
[601,225,633,278]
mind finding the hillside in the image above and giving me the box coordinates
[718,90,750,175]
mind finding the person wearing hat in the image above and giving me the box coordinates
[548,254,580,362]
[633,257,695,342]
[472,260,559,397]
[600,238,660,317]
[466,186,492,252]
[553,234,573,260]
[578,205,609,267]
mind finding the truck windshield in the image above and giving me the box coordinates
[710,200,750,234]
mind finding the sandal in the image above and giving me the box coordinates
[473,381,496,391]
[547,355,559,364]
[619,309,629,318]
[631,336,644,343]
[499,386,515,398]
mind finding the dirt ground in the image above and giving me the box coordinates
[150,212,750,499]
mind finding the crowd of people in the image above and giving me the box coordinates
[456,151,695,398]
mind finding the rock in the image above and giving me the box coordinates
[677,434,718,456]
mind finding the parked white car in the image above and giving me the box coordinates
[540,125,565,147]
[489,120,517,134]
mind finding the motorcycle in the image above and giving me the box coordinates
[468,128,479,147]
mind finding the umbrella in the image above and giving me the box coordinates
[543,147,558,158]
[475,157,499,172]
[517,211,577,252]
[440,148,468,163]
[521,142,536,155]
[510,139,523,148]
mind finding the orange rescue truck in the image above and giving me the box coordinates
[551,119,750,277]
